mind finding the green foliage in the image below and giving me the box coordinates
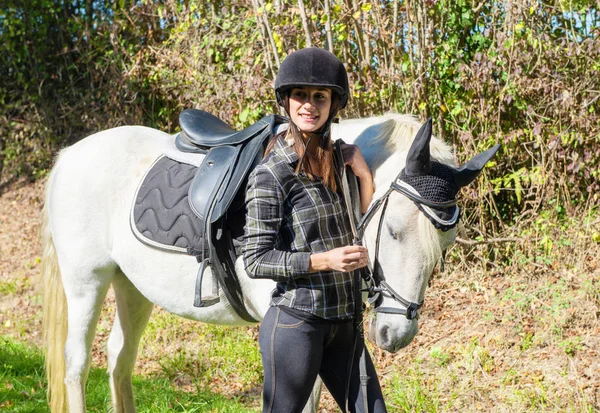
[0,280,18,295]
[429,346,452,367]
[387,367,441,413]
[1,0,599,242]
[559,336,584,356]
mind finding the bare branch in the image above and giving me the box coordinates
[250,0,277,78]
[346,0,364,63]
[297,0,313,48]
[390,0,398,73]
[456,237,519,246]
[324,0,334,52]
[255,0,281,67]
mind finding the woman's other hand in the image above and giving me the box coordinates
[341,144,374,213]
[341,144,371,180]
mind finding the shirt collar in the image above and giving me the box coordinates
[274,135,300,166]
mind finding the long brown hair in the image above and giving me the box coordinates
[265,92,341,192]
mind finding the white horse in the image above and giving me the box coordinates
[41,113,497,412]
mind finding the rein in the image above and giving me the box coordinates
[334,139,458,413]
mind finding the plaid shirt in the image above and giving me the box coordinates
[243,136,355,320]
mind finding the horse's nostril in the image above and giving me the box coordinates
[379,325,389,345]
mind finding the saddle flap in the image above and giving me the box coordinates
[211,123,275,222]
[175,131,208,154]
[189,145,239,221]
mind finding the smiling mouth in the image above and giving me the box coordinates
[300,113,318,121]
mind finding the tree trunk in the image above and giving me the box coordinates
[324,0,334,52]
[85,0,93,43]
[0,136,5,185]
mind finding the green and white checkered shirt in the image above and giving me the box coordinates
[243,136,355,320]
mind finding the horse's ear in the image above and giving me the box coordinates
[405,118,433,176]
[453,144,501,188]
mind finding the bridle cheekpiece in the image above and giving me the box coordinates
[354,166,460,320]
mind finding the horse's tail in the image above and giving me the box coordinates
[41,151,68,413]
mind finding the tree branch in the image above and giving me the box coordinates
[297,0,313,47]
[324,0,334,52]
[255,0,281,67]
[456,237,519,246]
[250,0,278,78]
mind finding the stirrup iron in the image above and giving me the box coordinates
[193,258,220,307]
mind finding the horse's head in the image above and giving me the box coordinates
[360,118,499,353]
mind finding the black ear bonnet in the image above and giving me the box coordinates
[275,48,349,109]
[398,162,461,231]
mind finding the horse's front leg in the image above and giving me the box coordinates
[302,376,323,413]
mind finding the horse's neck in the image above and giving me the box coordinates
[332,118,382,145]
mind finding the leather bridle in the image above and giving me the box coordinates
[344,169,459,321]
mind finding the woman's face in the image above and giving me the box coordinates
[288,86,332,138]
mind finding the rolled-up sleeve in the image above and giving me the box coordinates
[243,165,311,281]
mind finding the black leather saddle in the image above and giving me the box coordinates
[176,109,284,323]
[177,110,272,153]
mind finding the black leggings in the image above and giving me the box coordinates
[258,306,387,413]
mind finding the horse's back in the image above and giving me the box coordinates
[51,125,169,191]
[47,126,169,264]
[55,125,169,171]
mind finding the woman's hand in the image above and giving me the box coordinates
[341,144,371,180]
[341,144,374,213]
[309,245,369,273]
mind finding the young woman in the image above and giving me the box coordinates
[243,48,387,413]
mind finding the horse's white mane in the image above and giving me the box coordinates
[341,112,456,168]
[341,112,458,270]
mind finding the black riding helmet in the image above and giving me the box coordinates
[275,48,349,110]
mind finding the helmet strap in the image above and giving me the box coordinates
[282,92,340,175]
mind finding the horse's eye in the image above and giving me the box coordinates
[387,224,400,241]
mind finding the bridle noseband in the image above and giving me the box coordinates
[351,172,459,320]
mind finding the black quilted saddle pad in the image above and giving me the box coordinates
[131,156,206,255]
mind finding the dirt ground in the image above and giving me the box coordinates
[1,177,599,412]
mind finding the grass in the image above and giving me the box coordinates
[0,336,47,412]
[0,336,259,412]
[381,335,596,413]
[3,278,599,412]
[1,181,599,412]
[386,367,442,412]
[140,311,263,396]
[374,230,600,413]
[0,279,21,295]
